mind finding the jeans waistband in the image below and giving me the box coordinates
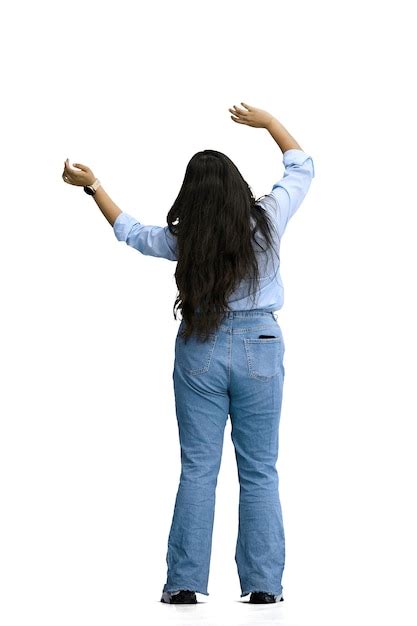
[194,309,277,320]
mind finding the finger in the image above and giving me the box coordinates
[229,105,245,116]
[73,162,88,172]
[241,101,252,111]
[64,161,74,174]
[231,115,247,124]
[233,105,248,115]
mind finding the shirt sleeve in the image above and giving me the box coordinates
[113,212,177,261]
[262,148,315,238]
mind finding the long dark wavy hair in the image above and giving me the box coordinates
[166,149,280,343]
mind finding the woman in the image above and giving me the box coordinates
[62,102,315,605]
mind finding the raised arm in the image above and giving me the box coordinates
[265,116,302,153]
[229,102,302,152]
[229,103,315,237]
[262,149,315,238]
[61,159,177,261]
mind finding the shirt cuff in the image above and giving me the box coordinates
[113,212,139,241]
[283,149,315,176]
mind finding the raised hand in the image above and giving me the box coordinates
[228,102,274,129]
[62,158,96,187]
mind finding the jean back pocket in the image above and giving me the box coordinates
[243,335,282,381]
[175,332,218,375]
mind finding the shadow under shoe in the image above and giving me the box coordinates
[161,590,197,604]
[249,591,284,603]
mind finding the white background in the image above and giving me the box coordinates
[1,1,416,625]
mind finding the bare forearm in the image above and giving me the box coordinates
[92,185,122,227]
[266,117,302,153]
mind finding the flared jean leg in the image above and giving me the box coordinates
[229,318,286,597]
[163,358,229,596]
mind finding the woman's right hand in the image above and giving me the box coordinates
[228,102,275,129]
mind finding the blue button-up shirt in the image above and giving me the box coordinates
[113,148,315,311]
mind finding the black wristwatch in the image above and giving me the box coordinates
[83,178,101,196]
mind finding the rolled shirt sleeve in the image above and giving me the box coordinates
[262,149,315,238]
[113,212,177,261]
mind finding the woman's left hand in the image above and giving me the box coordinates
[62,158,96,187]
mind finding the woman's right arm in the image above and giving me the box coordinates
[265,116,302,153]
[265,149,315,238]
[229,103,315,236]
[229,102,302,153]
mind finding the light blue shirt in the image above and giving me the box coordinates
[113,148,315,311]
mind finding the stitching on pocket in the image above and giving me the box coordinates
[176,333,218,375]
[243,337,282,381]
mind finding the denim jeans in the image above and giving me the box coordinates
[162,309,286,597]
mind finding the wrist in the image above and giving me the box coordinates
[83,178,101,196]
[265,116,278,132]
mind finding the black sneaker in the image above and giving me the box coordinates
[161,589,197,604]
[249,591,284,603]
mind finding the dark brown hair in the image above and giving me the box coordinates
[166,149,280,342]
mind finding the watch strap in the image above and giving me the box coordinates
[84,178,101,195]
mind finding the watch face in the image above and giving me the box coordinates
[84,186,94,195]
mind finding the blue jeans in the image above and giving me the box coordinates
[162,309,286,597]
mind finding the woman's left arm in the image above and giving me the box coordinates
[92,185,122,227]
[62,159,177,260]
[62,159,122,226]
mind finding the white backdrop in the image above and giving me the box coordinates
[1,1,416,625]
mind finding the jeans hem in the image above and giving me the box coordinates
[241,588,283,597]
[163,586,209,596]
